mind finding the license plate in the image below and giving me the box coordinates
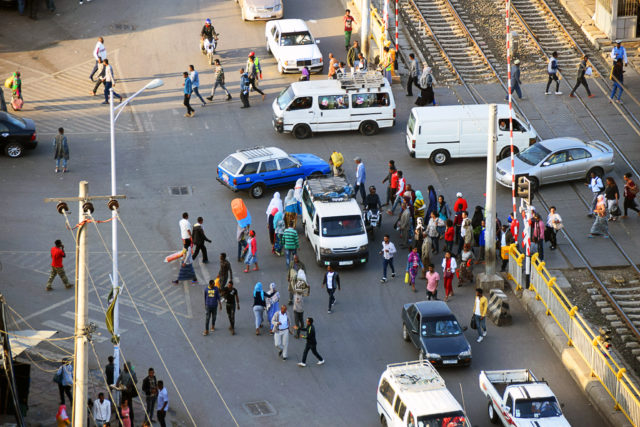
[222,174,229,183]
[442,359,457,365]
[339,260,353,266]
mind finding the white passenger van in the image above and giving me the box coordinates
[300,175,368,267]
[272,71,396,139]
[406,104,538,165]
[377,360,471,427]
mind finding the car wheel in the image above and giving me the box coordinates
[431,149,450,166]
[277,62,284,74]
[5,142,24,158]
[587,167,604,182]
[498,146,518,160]
[380,415,388,426]
[250,183,266,199]
[402,323,410,342]
[360,120,379,136]
[488,402,500,424]
[293,124,312,139]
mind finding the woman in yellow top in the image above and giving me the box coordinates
[413,190,426,221]
[472,288,488,342]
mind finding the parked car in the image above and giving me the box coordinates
[496,137,614,190]
[265,19,323,74]
[0,111,37,158]
[401,301,472,367]
[216,146,330,199]
[236,0,283,21]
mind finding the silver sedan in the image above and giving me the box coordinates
[496,137,615,189]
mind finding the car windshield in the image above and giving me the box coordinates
[321,215,364,237]
[277,86,295,110]
[280,31,313,46]
[219,155,242,175]
[407,112,416,135]
[517,143,551,166]
[515,397,562,419]
[416,411,468,427]
[421,317,462,337]
[2,113,26,129]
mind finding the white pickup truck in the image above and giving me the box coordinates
[479,369,571,426]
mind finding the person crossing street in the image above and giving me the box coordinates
[207,59,232,101]
[182,71,195,117]
[322,265,340,313]
[297,317,325,367]
[46,240,72,291]
[222,281,239,335]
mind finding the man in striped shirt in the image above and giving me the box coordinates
[282,224,299,268]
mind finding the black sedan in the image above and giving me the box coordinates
[402,301,472,367]
[0,111,37,158]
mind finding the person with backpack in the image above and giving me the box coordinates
[569,55,594,98]
[609,58,625,103]
[544,51,562,95]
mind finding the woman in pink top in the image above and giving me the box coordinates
[243,230,259,272]
[425,264,440,300]
[120,399,131,427]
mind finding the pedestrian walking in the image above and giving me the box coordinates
[398,199,413,247]
[207,59,232,101]
[179,212,192,249]
[498,224,514,272]
[90,37,107,82]
[141,368,158,423]
[327,53,338,79]
[420,224,432,267]
[101,59,123,104]
[246,52,265,100]
[442,250,457,301]
[388,170,406,215]
[569,55,594,98]
[426,211,440,254]
[218,252,233,288]
[266,192,283,242]
[380,46,393,82]
[354,156,366,203]
[242,230,259,272]
[444,220,454,253]
[181,71,195,117]
[92,392,111,426]
[116,361,137,424]
[156,381,168,427]
[505,59,523,100]
[343,9,357,51]
[380,234,397,283]
[611,40,628,66]
[221,280,239,335]
[237,224,249,262]
[545,206,562,250]
[282,222,299,267]
[104,356,115,386]
[292,272,307,339]
[53,127,70,173]
[437,195,452,232]
[472,288,488,342]
[453,192,468,245]
[192,216,211,263]
[322,265,340,314]
[266,283,281,329]
[544,51,562,95]
[55,358,73,405]
[425,264,439,300]
[272,305,292,360]
[298,317,325,367]
[46,240,72,291]
[8,71,23,111]
[622,173,640,217]
[406,53,419,96]
[171,246,197,284]
[415,65,435,106]
[188,65,206,106]
[347,41,360,74]
[459,243,476,285]
[589,195,609,238]
[239,68,251,108]
[287,254,306,305]
[203,280,222,335]
[478,219,487,261]
[610,59,625,103]
[585,171,605,216]
[56,404,70,427]
[406,247,423,292]
[414,190,426,221]
[90,60,106,96]
[253,282,267,335]
[604,176,621,221]
[458,214,472,256]
[532,212,545,260]
[382,160,396,206]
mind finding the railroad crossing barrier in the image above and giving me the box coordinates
[487,289,512,326]
[507,244,640,426]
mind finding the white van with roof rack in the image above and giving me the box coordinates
[300,175,368,267]
[377,360,471,427]
[272,71,396,139]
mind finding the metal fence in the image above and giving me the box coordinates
[507,244,640,426]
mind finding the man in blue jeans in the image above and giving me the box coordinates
[203,280,222,335]
[380,234,396,283]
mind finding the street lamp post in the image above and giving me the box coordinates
[108,78,163,389]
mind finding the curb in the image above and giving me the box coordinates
[516,286,632,427]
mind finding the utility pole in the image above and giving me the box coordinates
[361,0,371,57]
[0,294,25,426]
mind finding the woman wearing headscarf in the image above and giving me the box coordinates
[471,205,483,246]
[252,282,269,335]
[266,192,283,244]
[405,247,423,292]
[284,189,297,213]
[413,216,426,256]
[415,65,435,107]
[273,211,285,255]
[266,283,281,332]
[243,230,259,272]
[425,185,438,219]
[589,195,609,238]
[436,195,451,237]
[442,250,457,301]
[426,211,440,253]
[413,190,426,222]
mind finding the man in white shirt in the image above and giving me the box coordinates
[380,234,397,283]
[585,171,604,216]
[90,37,107,82]
[179,212,192,248]
[272,305,292,360]
[611,40,628,66]
[100,59,123,104]
[92,392,111,426]
[322,265,341,313]
[156,380,169,427]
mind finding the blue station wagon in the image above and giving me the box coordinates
[216,146,331,198]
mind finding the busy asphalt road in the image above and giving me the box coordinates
[0,0,624,424]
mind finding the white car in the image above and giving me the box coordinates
[265,19,323,74]
[237,0,283,21]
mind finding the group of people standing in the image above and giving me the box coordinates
[587,171,640,238]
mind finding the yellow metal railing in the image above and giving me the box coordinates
[508,244,640,426]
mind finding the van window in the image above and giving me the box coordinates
[319,95,349,110]
[352,92,390,108]
[498,118,525,132]
[302,189,315,217]
[407,112,416,135]
[260,160,278,173]
[545,151,567,165]
[379,379,395,405]
[278,157,298,169]
[321,215,364,237]
[241,162,259,175]
[288,97,313,110]
[277,86,295,110]
[416,411,467,427]
[394,397,407,419]
[568,148,591,160]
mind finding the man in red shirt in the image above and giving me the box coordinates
[343,9,357,51]
[46,240,72,291]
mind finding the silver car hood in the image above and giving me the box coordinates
[496,155,532,176]
[245,0,279,8]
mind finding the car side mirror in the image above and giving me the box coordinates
[315,39,321,44]
[542,161,550,167]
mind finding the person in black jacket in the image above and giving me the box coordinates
[192,217,212,263]
[298,318,325,367]
[321,265,341,313]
